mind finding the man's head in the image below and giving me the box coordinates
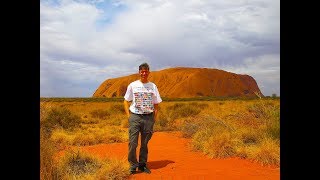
[139,62,150,83]
[139,63,150,71]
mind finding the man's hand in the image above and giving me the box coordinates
[123,100,130,118]
[154,104,159,121]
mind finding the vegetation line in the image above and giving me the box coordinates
[40,96,279,102]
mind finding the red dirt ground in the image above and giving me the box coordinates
[59,131,280,179]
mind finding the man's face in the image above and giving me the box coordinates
[139,68,150,80]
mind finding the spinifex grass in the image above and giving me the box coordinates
[40,97,280,179]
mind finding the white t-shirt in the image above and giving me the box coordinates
[124,80,162,114]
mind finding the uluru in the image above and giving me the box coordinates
[92,67,263,98]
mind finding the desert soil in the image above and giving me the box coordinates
[60,131,280,180]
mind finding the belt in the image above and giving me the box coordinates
[130,112,153,116]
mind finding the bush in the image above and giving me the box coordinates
[167,102,204,119]
[56,150,130,180]
[181,115,234,138]
[90,109,111,119]
[57,150,102,179]
[41,107,82,134]
[247,101,280,140]
[203,132,236,158]
[95,158,130,180]
[40,128,61,180]
[110,104,125,114]
[249,138,280,167]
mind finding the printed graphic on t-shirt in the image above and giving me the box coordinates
[133,91,154,114]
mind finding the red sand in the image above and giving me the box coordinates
[60,131,280,179]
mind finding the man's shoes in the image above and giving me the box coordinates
[129,166,137,174]
[138,166,151,174]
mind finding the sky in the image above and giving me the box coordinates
[40,0,280,97]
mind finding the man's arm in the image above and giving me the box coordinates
[124,100,130,118]
[153,103,159,121]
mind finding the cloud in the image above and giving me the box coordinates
[221,54,280,96]
[40,0,280,97]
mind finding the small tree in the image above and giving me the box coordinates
[272,93,277,98]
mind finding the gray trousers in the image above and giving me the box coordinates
[128,112,155,168]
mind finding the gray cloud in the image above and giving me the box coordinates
[40,0,280,97]
[221,54,280,96]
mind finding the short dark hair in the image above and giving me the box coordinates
[139,63,150,70]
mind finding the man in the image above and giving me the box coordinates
[123,62,162,174]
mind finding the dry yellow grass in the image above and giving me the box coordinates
[40,98,280,179]
[43,99,279,125]
[54,148,130,180]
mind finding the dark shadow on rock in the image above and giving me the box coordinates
[148,160,175,169]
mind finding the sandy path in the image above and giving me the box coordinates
[66,131,280,180]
